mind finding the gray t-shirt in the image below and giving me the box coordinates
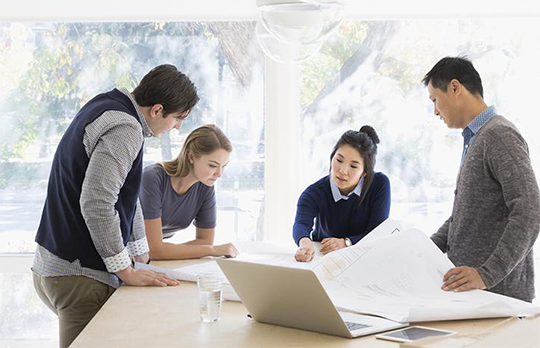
[140,163,217,238]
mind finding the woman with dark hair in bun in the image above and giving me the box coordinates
[293,125,391,262]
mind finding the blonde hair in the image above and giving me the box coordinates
[161,124,232,178]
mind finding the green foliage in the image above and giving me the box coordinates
[0,22,215,161]
[300,22,368,108]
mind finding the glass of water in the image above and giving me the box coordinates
[196,273,223,322]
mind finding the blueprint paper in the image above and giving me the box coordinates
[138,218,539,321]
[313,229,539,322]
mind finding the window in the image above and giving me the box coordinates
[299,18,540,234]
[0,22,265,251]
[298,18,540,301]
[0,21,264,343]
[2,14,540,345]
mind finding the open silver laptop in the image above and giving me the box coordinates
[217,259,408,338]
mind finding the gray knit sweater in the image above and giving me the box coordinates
[431,116,540,302]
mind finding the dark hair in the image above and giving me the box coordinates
[422,56,484,98]
[330,125,380,205]
[132,64,199,118]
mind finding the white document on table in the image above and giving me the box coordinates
[135,218,402,301]
[135,218,399,282]
[136,218,539,322]
[134,261,241,301]
[134,262,186,280]
[355,218,403,243]
[313,229,539,322]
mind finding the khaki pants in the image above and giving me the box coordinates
[33,273,115,348]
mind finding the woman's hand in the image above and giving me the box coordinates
[211,243,239,258]
[320,238,347,255]
[295,238,315,262]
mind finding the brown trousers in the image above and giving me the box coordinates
[33,273,115,348]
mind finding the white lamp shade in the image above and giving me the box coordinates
[256,21,323,63]
[257,0,345,45]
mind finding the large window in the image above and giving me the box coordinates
[298,18,540,301]
[298,18,540,233]
[2,15,540,344]
[0,21,264,343]
[0,22,265,251]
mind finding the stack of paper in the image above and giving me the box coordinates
[314,228,539,322]
[136,218,540,322]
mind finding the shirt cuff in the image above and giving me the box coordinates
[103,248,132,273]
[127,237,150,256]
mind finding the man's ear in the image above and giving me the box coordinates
[150,104,164,119]
[449,79,461,96]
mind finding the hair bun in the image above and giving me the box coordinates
[359,125,379,145]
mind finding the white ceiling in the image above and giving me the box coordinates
[1,0,540,21]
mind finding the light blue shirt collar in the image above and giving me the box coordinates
[461,105,497,165]
[464,105,497,137]
[330,176,364,202]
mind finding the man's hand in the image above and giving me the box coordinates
[131,252,150,264]
[320,238,346,255]
[295,238,315,262]
[442,266,486,292]
[211,243,239,258]
[116,267,180,287]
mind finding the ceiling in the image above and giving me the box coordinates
[1,0,540,22]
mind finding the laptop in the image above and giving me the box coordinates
[216,259,408,338]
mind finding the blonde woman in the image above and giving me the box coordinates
[140,124,239,259]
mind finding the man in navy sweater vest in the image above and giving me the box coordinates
[32,64,199,347]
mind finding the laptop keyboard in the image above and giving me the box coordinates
[345,321,372,331]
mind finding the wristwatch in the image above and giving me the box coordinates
[344,238,352,247]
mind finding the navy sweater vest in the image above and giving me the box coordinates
[35,88,143,272]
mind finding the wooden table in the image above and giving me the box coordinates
[70,259,507,348]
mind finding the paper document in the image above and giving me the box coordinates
[134,261,240,301]
[134,219,403,301]
[355,218,403,243]
[134,219,401,301]
[137,218,540,322]
[313,229,539,322]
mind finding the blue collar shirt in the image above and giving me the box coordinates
[461,105,497,164]
[330,176,364,202]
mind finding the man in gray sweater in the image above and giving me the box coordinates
[423,56,540,302]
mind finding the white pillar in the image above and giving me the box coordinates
[264,58,301,241]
